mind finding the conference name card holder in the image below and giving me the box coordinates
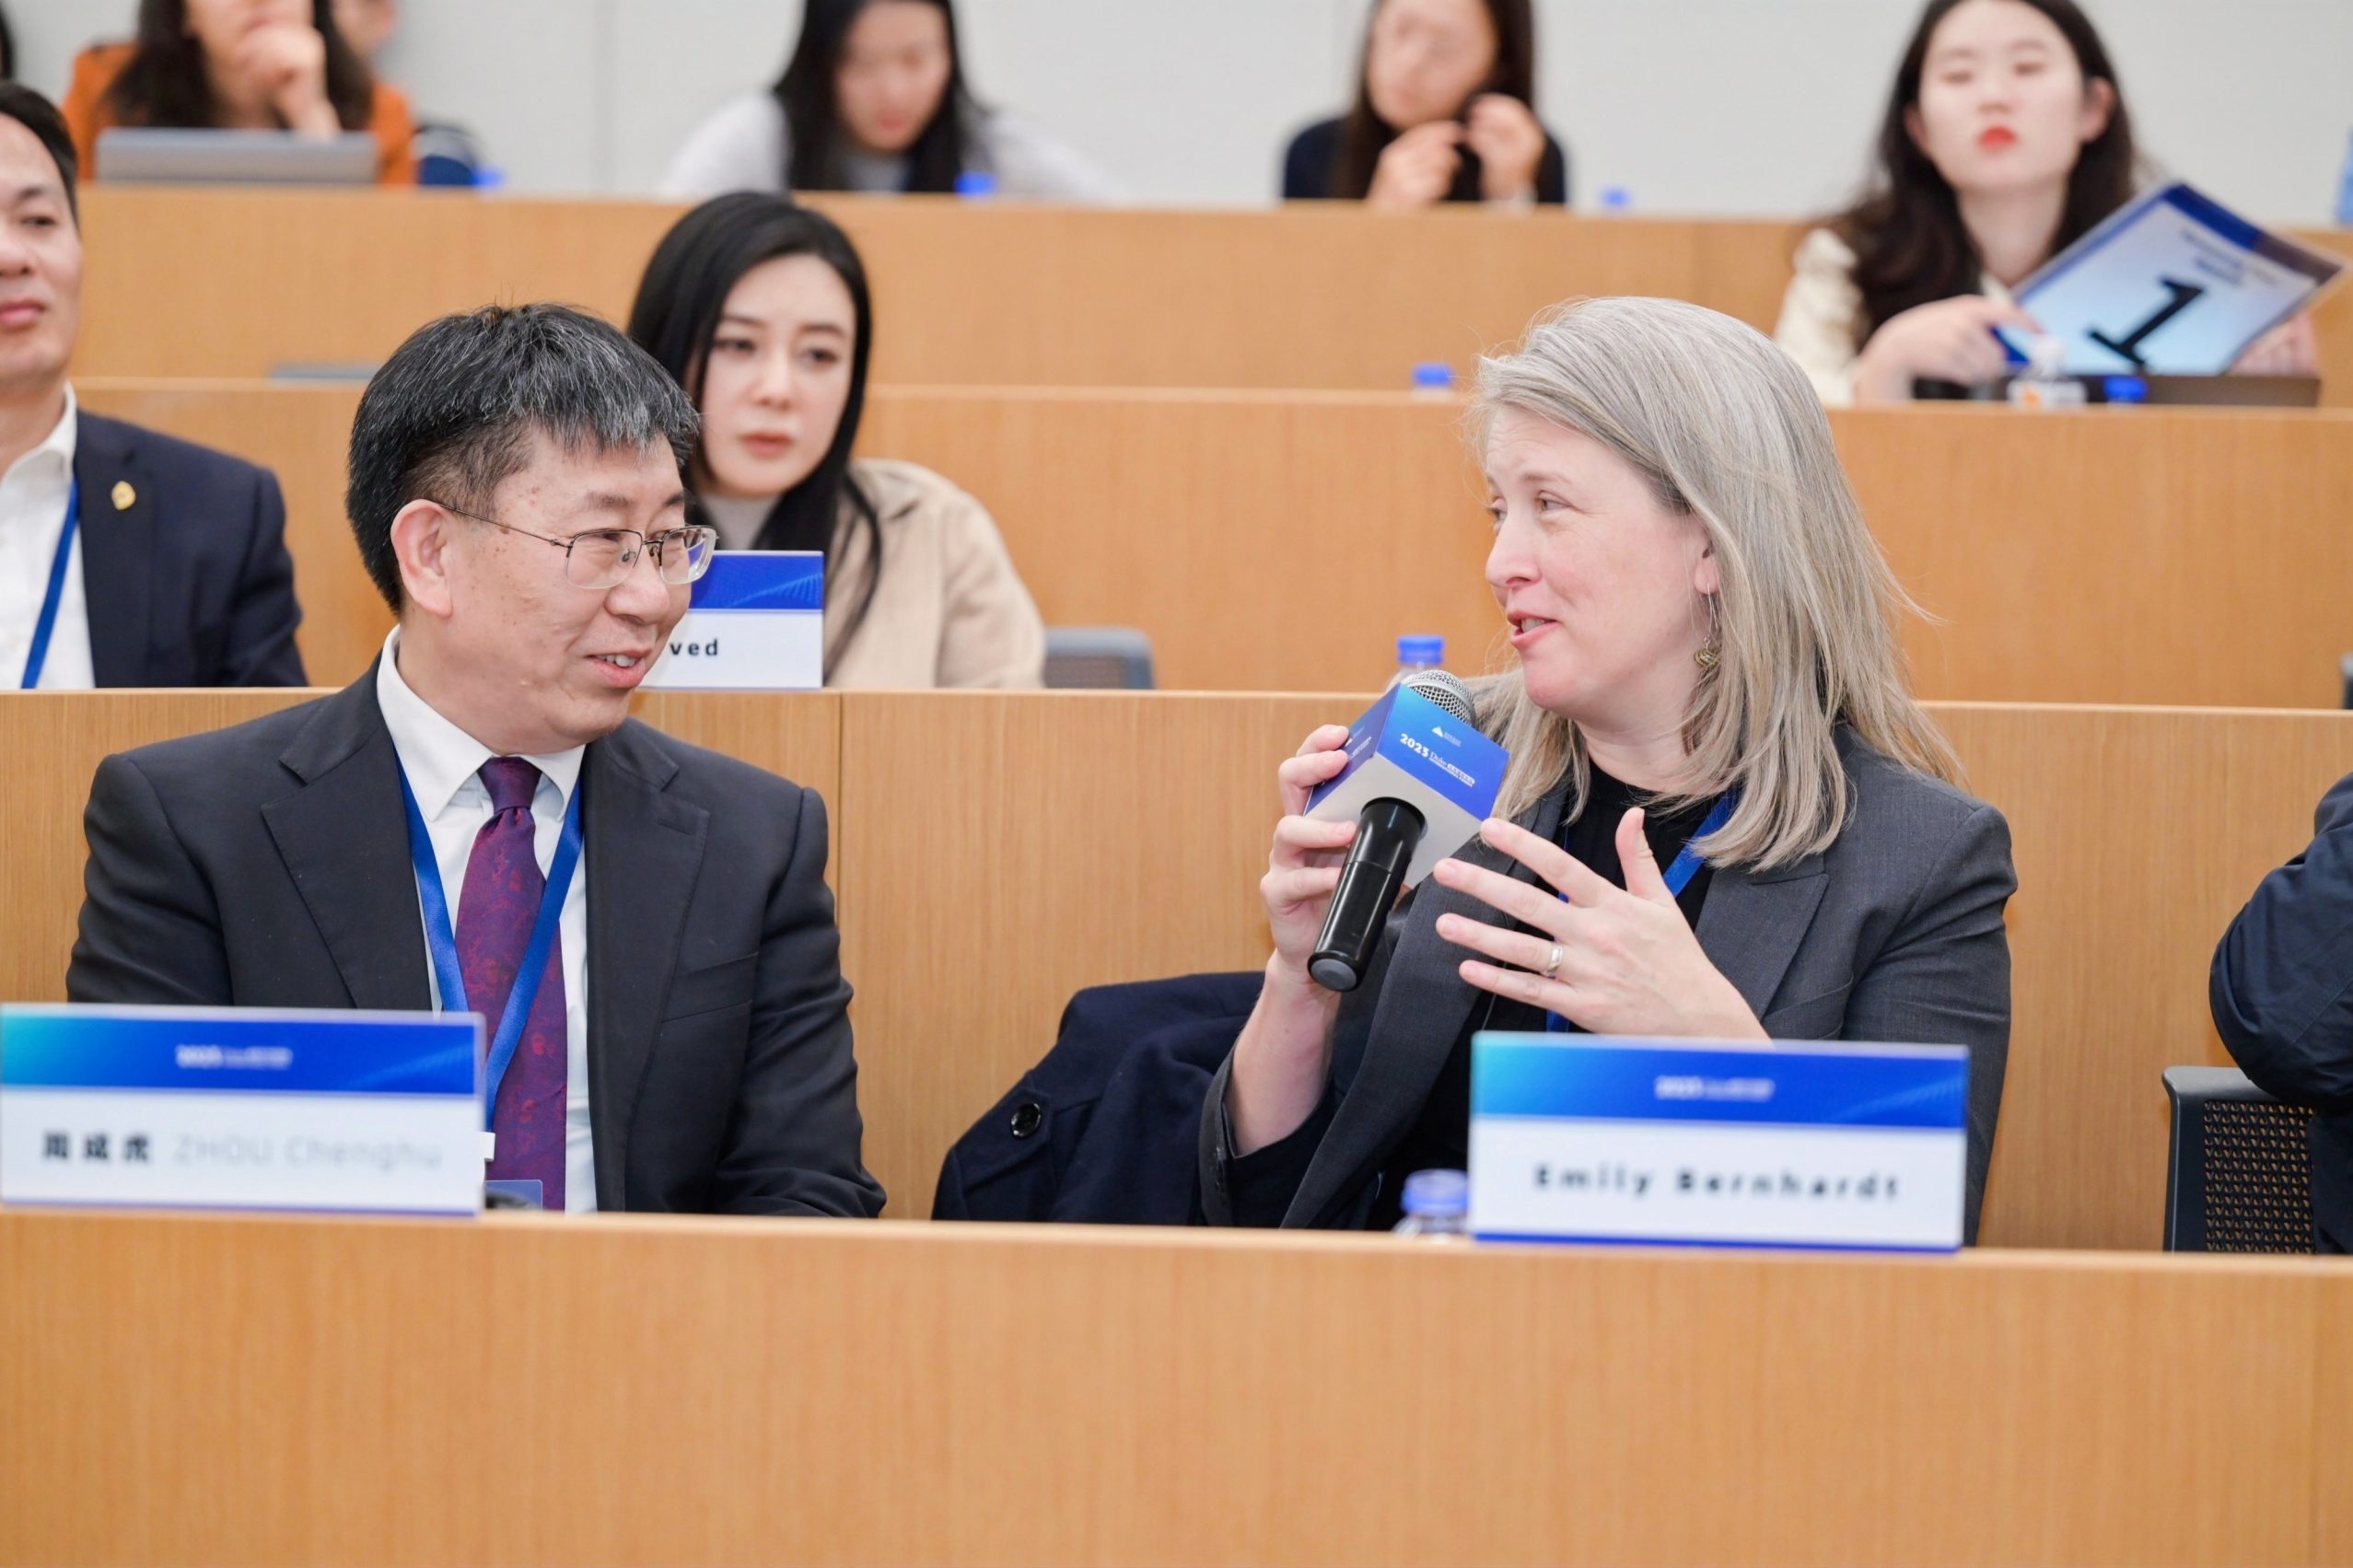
[1975,181,2346,404]
[1467,1034,1970,1252]
[642,552,824,691]
[0,1005,483,1217]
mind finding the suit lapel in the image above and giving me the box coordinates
[1285,779,1569,1226]
[1695,857,1829,1021]
[259,674,433,1011]
[582,722,709,1211]
[71,415,157,688]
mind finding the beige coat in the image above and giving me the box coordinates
[1773,227,2009,408]
[824,459,1045,690]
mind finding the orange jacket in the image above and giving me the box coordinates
[62,41,417,186]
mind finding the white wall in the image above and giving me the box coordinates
[10,0,2350,221]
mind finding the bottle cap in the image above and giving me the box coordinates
[2103,376,2149,404]
[1599,186,1633,212]
[1396,634,1444,666]
[1401,1167,1469,1216]
[953,170,998,198]
[1410,362,1455,390]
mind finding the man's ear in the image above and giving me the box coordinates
[388,500,460,620]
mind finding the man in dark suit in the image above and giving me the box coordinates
[68,301,882,1217]
[0,84,302,688]
[2212,773,2353,1252]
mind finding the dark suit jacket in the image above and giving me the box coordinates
[934,970,1261,1225]
[65,670,881,1217]
[74,411,306,687]
[2211,770,2353,1252]
[1201,731,2016,1243]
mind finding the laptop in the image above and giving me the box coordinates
[95,128,377,187]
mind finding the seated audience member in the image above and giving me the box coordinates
[1282,0,1567,209]
[63,0,416,184]
[659,0,1118,201]
[1776,0,2313,406]
[0,85,302,687]
[67,302,883,1219]
[629,194,1044,688]
[331,0,396,60]
[1204,298,2015,1241]
[2210,780,2353,1252]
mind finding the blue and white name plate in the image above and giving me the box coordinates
[1468,1033,1969,1252]
[2005,182,2345,375]
[0,1005,483,1216]
[1307,682,1510,886]
[645,551,823,691]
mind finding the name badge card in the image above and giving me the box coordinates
[1469,1034,1968,1252]
[2004,182,2345,375]
[0,1005,482,1216]
[645,552,823,691]
[1307,682,1510,886]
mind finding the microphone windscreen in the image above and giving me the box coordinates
[1400,669,1475,726]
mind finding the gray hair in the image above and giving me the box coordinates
[345,302,701,611]
[1468,296,1959,870]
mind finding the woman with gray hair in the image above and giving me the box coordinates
[1200,296,2016,1242]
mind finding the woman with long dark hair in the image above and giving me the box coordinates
[629,194,1043,688]
[1282,0,1566,208]
[60,0,414,182]
[660,0,1117,201]
[1776,0,2312,404]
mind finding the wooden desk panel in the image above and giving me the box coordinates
[77,380,2353,706]
[0,1210,2344,1567]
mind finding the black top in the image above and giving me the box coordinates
[1231,765,1718,1228]
[1280,114,1570,205]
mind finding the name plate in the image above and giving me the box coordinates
[645,551,823,691]
[1469,1034,1968,1252]
[0,1005,482,1216]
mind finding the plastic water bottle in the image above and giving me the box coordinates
[2336,130,2353,226]
[1409,362,1455,401]
[1394,634,1444,683]
[2006,332,2085,410]
[1392,1168,1470,1239]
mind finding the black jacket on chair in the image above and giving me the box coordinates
[934,970,1259,1224]
[74,411,306,687]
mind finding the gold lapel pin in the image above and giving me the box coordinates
[111,481,135,512]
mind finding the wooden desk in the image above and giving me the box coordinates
[74,189,2353,401]
[78,380,2353,707]
[0,1210,2346,1566]
[6,691,2348,1250]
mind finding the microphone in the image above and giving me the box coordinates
[1306,670,1508,992]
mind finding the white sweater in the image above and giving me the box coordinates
[1772,227,2010,408]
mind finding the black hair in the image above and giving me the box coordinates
[1330,0,1538,200]
[0,83,78,220]
[771,0,975,193]
[1833,0,2137,346]
[106,0,377,134]
[0,4,16,82]
[626,192,882,669]
[345,304,701,613]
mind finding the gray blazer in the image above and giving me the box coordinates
[1200,730,2016,1242]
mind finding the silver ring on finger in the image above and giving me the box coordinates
[1543,944,1563,981]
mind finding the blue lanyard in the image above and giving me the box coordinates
[1546,788,1740,1032]
[20,477,78,690]
[397,765,583,1128]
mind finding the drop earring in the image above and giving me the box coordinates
[1694,594,1721,670]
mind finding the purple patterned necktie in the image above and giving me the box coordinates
[460,757,567,1210]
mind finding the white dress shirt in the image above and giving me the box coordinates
[376,628,596,1211]
[0,385,92,690]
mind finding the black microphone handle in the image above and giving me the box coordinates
[1307,798,1427,992]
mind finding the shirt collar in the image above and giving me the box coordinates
[374,628,585,819]
[1,384,78,490]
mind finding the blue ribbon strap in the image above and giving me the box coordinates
[20,476,78,690]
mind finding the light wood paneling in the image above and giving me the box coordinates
[0,691,842,1008]
[70,190,2353,402]
[0,1208,2345,1567]
[79,379,2353,706]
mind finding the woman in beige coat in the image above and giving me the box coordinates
[628,193,1043,688]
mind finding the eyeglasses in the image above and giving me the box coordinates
[433,503,718,590]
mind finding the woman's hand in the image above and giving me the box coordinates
[2231,313,2319,377]
[1260,725,1358,981]
[1430,812,1765,1040]
[1367,121,1462,210]
[1853,296,2041,404]
[235,23,341,137]
[1463,94,1544,203]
